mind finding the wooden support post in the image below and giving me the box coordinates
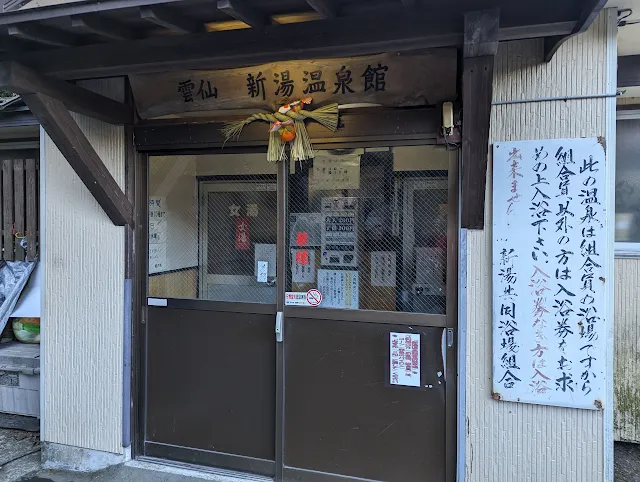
[23,92,133,226]
[13,159,25,261]
[25,158,37,261]
[461,9,499,230]
[0,62,132,125]
[2,159,14,261]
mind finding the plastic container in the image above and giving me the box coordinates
[12,318,40,344]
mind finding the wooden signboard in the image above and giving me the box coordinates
[129,50,456,119]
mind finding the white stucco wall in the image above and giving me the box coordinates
[465,11,615,482]
[41,78,125,455]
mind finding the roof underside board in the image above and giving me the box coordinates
[0,0,605,78]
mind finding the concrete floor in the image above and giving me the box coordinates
[1,440,639,481]
[616,442,640,482]
[0,427,41,482]
[21,460,266,482]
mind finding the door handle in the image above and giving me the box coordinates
[275,311,284,343]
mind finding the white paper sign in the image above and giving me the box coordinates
[371,252,396,287]
[149,243,166,273]
[285,292,308,306]
[291,249,316,283]
[149,197,167,245]
[321,197,358,267]
[257,261,268,283]
[310,153,361,191]
[254,244,277,279]
[390,332,421,387]
[290,213,322,247]
[317,269,358,309]
[493,138,606,410]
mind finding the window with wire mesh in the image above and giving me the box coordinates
[148,154,278,303]
[287,146,451,314]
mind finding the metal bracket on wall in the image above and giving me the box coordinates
[275,311,284,343]
[447,328,454,348]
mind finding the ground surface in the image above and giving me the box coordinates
[0,433,637,481]
[0,426,40,481]
[616,442,640,482]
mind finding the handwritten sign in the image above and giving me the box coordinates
[390,332,421,387]
[310,152,360,191]
[492,138,607,410]
[149,197,167,274]
[128,51,456,118]
[371,251,396,287]
[291,248,315,283]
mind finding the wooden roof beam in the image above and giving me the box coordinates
[22,92,133,226]
[71,15,138,42]
[0,62,132,124]
[217,0,266,28]
[305,0,337,18]
[140,6,203,34]
[8,23,79,48]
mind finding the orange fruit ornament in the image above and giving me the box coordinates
[279,124,296,142]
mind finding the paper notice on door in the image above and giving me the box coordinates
[371,252,396,287]
[309,152,361,191]
[254,243,277,279]
[257,261,268,283]
[321,197,357,268]
[390,332,421,387]
[149,243,166,274]
[291,249,315,283]
[149,197,167,245]
[317,269,358,309]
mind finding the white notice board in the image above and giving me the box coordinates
[492,138,606,410]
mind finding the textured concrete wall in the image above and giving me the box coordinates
[42,78,125,455]
[614,257,640,443]
[465,13,614,482]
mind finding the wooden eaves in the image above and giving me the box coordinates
[0,62,134,226]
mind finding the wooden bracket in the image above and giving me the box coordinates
[543,0,607,61]
[461,9,499,230]
[0,62,132,125]
[23,92,133,226]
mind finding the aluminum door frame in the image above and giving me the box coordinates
[280,150,459,482]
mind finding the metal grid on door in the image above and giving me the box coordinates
[286,146,450,314]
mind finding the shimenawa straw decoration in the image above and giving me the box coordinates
[221,98,339,162]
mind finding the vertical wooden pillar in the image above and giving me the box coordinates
[461,9,499,229]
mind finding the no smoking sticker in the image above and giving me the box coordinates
[306,289,322,307]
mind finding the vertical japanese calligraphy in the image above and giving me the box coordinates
[492,138,606,409]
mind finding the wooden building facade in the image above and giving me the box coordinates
[0,1,619,481]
